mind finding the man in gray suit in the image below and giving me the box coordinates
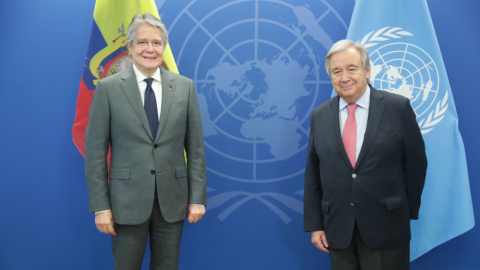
[85,13,207,270]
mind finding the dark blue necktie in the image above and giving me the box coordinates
[144,78,159,198]
[144,78,159,139]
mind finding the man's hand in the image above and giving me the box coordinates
[311,230,329,253]
[187,205,206,223]
[95,210,116,236]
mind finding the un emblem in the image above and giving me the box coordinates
[167,0,349,222]
[360,27,448,134]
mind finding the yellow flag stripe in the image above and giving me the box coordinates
[89,0,179,78]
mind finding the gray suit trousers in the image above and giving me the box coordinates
[112,199,184,270]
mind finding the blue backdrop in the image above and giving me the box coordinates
[0,0,478,269]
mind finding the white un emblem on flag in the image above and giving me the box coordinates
[360,27,448,134]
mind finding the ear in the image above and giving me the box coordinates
[365,68,371,80]
[127,43,133,55]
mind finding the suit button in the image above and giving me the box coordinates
[351,203,354,207]
[352,173,357,179]
[154,144,158,149]
[150,170,155,175]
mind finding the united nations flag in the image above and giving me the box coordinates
[345,0,475,261]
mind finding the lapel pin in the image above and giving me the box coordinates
[169,84,173,91]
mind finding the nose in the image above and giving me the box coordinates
[145,41,154,52]
[340,72,350,82]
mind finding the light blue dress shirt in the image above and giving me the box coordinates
[339,85,371,161]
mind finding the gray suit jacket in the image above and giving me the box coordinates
[85,66,207,224]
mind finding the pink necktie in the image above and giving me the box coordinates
[343,103,358,168]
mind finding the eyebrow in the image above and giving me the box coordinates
[332,64,359,69]
[136,39,163,43]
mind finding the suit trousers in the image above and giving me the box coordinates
[112,198,184,270]
[329,223,410,270]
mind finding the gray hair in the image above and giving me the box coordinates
[324,40,370,78]
[126,13,168,47]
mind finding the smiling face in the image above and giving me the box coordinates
[329,47,370,104]
[128,24,165,77]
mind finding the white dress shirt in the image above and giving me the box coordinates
[133,64,163,120]
[339,85,370,161]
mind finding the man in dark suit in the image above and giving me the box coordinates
[304,40,427,270]
[85,13,207,270]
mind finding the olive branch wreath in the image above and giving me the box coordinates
[206,189,304,224]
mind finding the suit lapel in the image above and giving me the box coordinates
[354,87,385,171]
[120,67,154,141]
[329,96,353,169]
[155,67,176,142]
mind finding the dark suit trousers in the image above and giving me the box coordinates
[112,198,184,270]
[330,223,410,270]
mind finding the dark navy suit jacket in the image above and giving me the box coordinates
[304,86,427,249]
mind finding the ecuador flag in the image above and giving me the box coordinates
[72,0,179,156]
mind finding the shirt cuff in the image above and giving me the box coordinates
[95,209,111,215]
